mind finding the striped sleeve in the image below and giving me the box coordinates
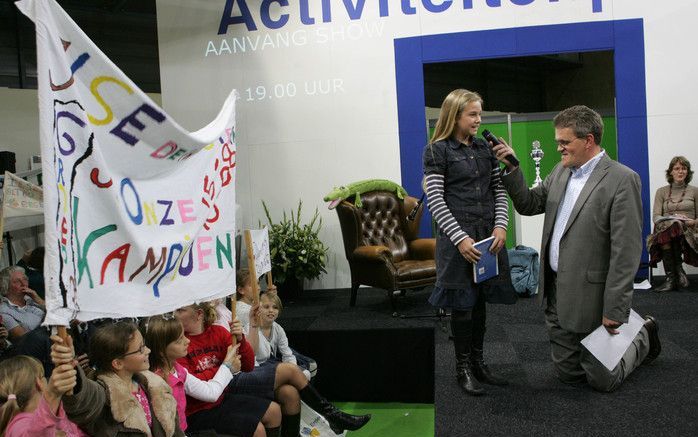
[425,173,468,246]
[489,167,509,229]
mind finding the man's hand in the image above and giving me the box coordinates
[491,138,518,171]
[490,228,506,254]
[457,237,481,263]
[602,316,622,335]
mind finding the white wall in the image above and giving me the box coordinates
[155,0,698,288]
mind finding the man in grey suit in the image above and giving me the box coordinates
[492,105,661,392]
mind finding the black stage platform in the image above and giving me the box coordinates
[278,279,698,436]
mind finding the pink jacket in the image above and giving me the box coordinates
[163,362,189,432]
[5,395,87,437]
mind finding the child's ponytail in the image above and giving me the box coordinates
[0,356,43,436]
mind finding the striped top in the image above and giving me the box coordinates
[425,167,508,246]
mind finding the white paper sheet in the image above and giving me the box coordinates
[580,310,645,371]
[633,279,652,290]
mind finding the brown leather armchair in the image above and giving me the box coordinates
[335,190,436,307]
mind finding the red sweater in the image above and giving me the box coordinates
[177,324,255,416]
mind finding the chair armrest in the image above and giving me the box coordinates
[352,245,393,262]
[409,238,436,260]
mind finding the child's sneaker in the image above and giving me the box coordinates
[307,359,318,378]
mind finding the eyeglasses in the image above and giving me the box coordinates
[556,137,583,147]
[121,343,147,358]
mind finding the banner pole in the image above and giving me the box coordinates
[230,295,237,346]
[243,230,260,305]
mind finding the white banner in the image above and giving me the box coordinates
[0,171,44,235]
[250,228,271,277]
[16,0,238,325]
[1,172,43,217]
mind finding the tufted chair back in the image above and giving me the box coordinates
[335,189,436,307]
[357,192,409,263]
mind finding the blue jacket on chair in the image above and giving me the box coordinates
[507,245,540,296]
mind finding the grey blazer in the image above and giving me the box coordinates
[501,154,643,333]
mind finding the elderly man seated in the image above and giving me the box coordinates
[0,266,46,341]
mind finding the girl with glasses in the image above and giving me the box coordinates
[50,321,184,437]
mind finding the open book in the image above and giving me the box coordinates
[472,236,498,283]
[655,215,690,224]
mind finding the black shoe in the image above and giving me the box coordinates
[298,385,371,433]
[324,410,371,434]
[653,276,676,292]
[643,316,661,364]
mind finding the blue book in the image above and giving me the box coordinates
[472,236,498,283]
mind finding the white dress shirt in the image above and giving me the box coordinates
[549,150,606,272]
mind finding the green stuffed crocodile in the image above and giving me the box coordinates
[323,179,408,209]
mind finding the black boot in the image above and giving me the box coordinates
[451,311,485,396]
[266,426,281,437]
[654,248,677,292]
[299,385,371,434]
[471,348,508,386]
[280,413,300,437]
[455,347,486,396]
[470,297,508,386]
[673,242,690,289]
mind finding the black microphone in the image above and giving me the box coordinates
[482,129,519,167]
[407,193,425,221]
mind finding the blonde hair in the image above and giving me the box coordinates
[429,89,483,145]
[189,302,218,329]
[261,292,283,312]
[0,356,44,435]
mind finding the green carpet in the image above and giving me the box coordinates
[333,402,434,437]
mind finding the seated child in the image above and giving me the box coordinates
[249,293,317,381]
[142,314,281,437]
[0,354,85,436]
[176,301,371,435]
[50,322,185,436]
